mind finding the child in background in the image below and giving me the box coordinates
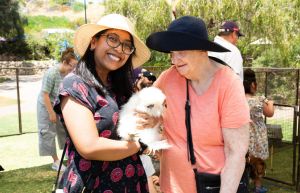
[243,69,274,193]
[37,47,77,171]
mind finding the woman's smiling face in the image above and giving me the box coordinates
[91,29,133,74]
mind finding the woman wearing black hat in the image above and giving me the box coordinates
[146,16,250,193]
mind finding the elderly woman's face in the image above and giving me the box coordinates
[170,50,206,78]
[91,29,133,73]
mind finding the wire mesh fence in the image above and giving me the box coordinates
[0,65,300,190]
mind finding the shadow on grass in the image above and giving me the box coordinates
[0,164,56,193]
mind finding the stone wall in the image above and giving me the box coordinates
[0,60,56,76]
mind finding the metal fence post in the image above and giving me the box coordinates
[296,69,300,192]
[16,68,22,134]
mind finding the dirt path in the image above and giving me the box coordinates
[0,75,42,116]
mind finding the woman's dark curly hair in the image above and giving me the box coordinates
[75,30,134,107]
[243,69,257,95]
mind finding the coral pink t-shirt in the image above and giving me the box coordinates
[155,66,250,193]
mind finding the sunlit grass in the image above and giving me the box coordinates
[0,96,17,107]
[0,112,37,136]
[0,164,57,193]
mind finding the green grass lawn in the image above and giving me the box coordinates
[265,143,295,188]
[0,112,37,136]
[267,118,293,142]
[0,135,297,192]
[0,159,296,193]
[0,164,57,193]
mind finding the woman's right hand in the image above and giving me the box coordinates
[135,111,162,130]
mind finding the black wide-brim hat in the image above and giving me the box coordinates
[146,16,229,53]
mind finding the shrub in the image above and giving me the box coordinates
[72,2,84,12]
[24,15,73,34]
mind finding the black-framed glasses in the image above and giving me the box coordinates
[101,33,135,55]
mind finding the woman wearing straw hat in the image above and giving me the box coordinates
[146,16,250,193]
[53,14,153,192]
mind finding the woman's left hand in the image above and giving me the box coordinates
[135,111,162,130]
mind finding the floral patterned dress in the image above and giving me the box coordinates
[247,96,269,160]
[54,73,148,193]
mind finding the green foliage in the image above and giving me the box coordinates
[44,33,74,60]
[24,15,73,33]
[15,15,75,60]
[104,0,300,67]
[71,2,84,12]
[0,77,11,84]
[24,32,74,60]
[0,0,26,38]
[49,0,74,6]
[253,69,298,106]
[105,0,172,66]
[0,39,31,60]
[174,0,299,68]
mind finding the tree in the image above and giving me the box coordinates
[105,0,172,66]
[104,0,300,67]
[174,0,300,67]
[0,0,26,39]
[0,0,30,60]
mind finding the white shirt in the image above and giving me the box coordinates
[208,35,244,80]
[140,155,156,177]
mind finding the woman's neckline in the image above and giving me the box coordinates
[188,66,223,96]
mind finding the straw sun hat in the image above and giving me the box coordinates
[74,14,150,68]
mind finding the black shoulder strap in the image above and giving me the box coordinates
[52,143,67,193]
[185,79,196,165]
[208,56,231,69]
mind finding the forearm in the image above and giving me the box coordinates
[62,96,141,161]
[43,92,54,114]
[220,124,249,193]
[220,153,246,193]
[77,137,140,161]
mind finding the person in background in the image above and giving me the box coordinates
[37,47,77,171]
[134,68,157,91]
[243,69,274,193]
[146,16,250,193]
[53,14,155,192]
[208,21,244,80]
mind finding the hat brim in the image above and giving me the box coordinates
[74,24,150,68]
[146,31,229,53]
